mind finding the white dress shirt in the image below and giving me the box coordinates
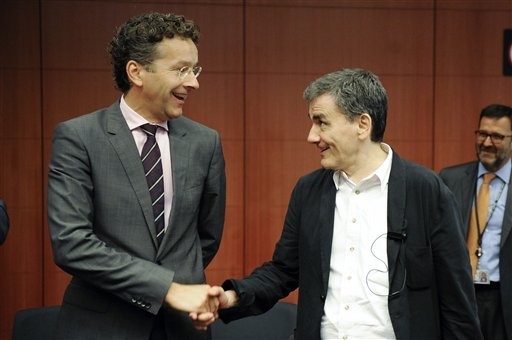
[321,144,395,340]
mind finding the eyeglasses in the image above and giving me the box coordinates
[145,63,203,80]
[475,130,512,144]
[176,65,202,80]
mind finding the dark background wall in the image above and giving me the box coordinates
[1,0,511,337]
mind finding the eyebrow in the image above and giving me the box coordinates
[478,129,508,135]
[163,60,197,69]
[310,113,327,120]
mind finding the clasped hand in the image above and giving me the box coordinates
[165,283,236,331]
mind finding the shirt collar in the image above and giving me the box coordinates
[477,159,511,184]
[119,96,169,132]
[333,143,393,192]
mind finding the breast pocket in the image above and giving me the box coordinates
[180,185,202,214]
[406,246,433,289]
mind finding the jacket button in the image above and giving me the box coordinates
[321,295,326,301]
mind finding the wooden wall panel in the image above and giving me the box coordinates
[0,1,42,338]
[383,75,434,167]
[245,1,433,76]
[434,0,512,171]
[244,74,318,271]
[434,78,512,170]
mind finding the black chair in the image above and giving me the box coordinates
[211,302,297,340]
[12,306,60,340]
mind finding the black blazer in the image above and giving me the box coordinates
[221,152,482,340]
[0,199,8,245]
[440,161,512,339]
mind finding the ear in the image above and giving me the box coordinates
[126,60,144,88]
[357,113,372,139]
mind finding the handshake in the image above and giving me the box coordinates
[165,283,238,330]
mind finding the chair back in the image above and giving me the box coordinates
[12,306,60,340]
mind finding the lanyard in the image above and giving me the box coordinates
[473,177,506,255]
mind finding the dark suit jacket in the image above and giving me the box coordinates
[440,161,512,339]
[221,152,481,340]
[47,101,226,339]
[0,199,8,245]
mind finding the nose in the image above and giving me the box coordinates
[183,74,200,90]
[307,125,320,144]
[482,135,494,147]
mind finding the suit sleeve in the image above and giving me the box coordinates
[438,168,453,188]
[47,122,173,315]
[198,131,226,267]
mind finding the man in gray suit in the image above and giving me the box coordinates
[440,104,512,340]
[0,199,9,244]
[47,12,226,339]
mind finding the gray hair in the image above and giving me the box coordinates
[303,68,387,142]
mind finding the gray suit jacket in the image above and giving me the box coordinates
[0,199,8,245]
[47,101,226,339]
[440,161,512,339]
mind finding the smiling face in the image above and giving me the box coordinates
[129,37,200,123]
[476,116,512,172]
[307,93,360,171]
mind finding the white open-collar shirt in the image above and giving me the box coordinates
[321,144,395,340]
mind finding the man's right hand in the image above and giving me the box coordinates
[189,289,239,331]
[165,283,221,314]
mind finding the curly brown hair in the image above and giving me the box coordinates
[108,12,200,92]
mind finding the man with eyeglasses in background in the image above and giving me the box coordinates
[194,68,482,339]
[440,104,512,340]
[47,12,226,339]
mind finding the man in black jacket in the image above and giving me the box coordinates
[193,68,483,339]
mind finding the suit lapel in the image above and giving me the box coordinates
[106,103,158,248]
[459,164,478,234]
[387,153,407,289]
[501,171,512,248]
[157,118,190,253]
[319,174,337,296]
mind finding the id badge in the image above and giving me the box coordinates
[474,269,490,285]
